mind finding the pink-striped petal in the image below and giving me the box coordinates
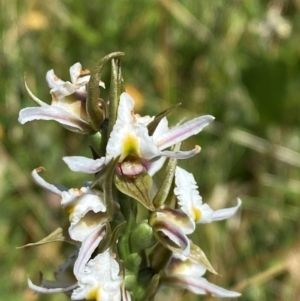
[73,224,106,278]
[166,275,241,298]
[18,106,91,133]
[160,146,201,159]
[155,115,214,151]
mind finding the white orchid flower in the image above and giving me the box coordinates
[72,248,122,301]
[164,253,241,298]
[19,62,105,133]
[63,92,214,176]
[32,167,107,242]
[150,208,193,256]
[174,166,241,232]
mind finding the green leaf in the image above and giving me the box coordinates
[147,103,181,136]
[17,227,72,249]
[87,52,125,131]
[189,242,217,274]
[114,171,155,211]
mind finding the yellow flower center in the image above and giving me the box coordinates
[86,287,100,300]
[121,134,140,160]
[193,207,202,222]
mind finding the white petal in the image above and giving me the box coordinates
[117,92,135,123]
[174,167,203,222]
[107,92,159,160]
[63,156,106,173]
[137,126,160,160]
[31,167,62,195]
[167,275,241,298]
[24,80,48,106]
[61,187,107,242]
[166,253,207,277]
[75,75,90,86]
[155,115,214,150]
[28,278,77,294]
[73,224,106,278]
[147,156,167,176]
[135,114,155,126]
[46,69,65,89]
[197,204,214,223]
[50,81,78,100]
[152,117,169,141]
[160,146,201,159]
[72,249,121,301]
[106,93,135,158]
[18,106,91,133]
[211,198,242,221]
[69,63,83,84]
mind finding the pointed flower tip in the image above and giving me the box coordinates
[34,166,46,173]
[203,115,215,124]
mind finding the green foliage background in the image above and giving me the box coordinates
[1,0,300,300]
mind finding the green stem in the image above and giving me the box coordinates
[108,58,125,136]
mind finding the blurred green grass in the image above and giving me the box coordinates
[1,0,300,300]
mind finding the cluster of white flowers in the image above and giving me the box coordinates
[19,58,242,301]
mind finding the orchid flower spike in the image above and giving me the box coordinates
[19,63,105,133]
[174,166,242,232]
[63,92,214,176]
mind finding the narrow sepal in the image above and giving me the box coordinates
[143,273,161,301]
[147,103,181,136]
[190,242,217,275]
[17,227,72,249]
[163,275,241,298]
[27,278,77,294]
